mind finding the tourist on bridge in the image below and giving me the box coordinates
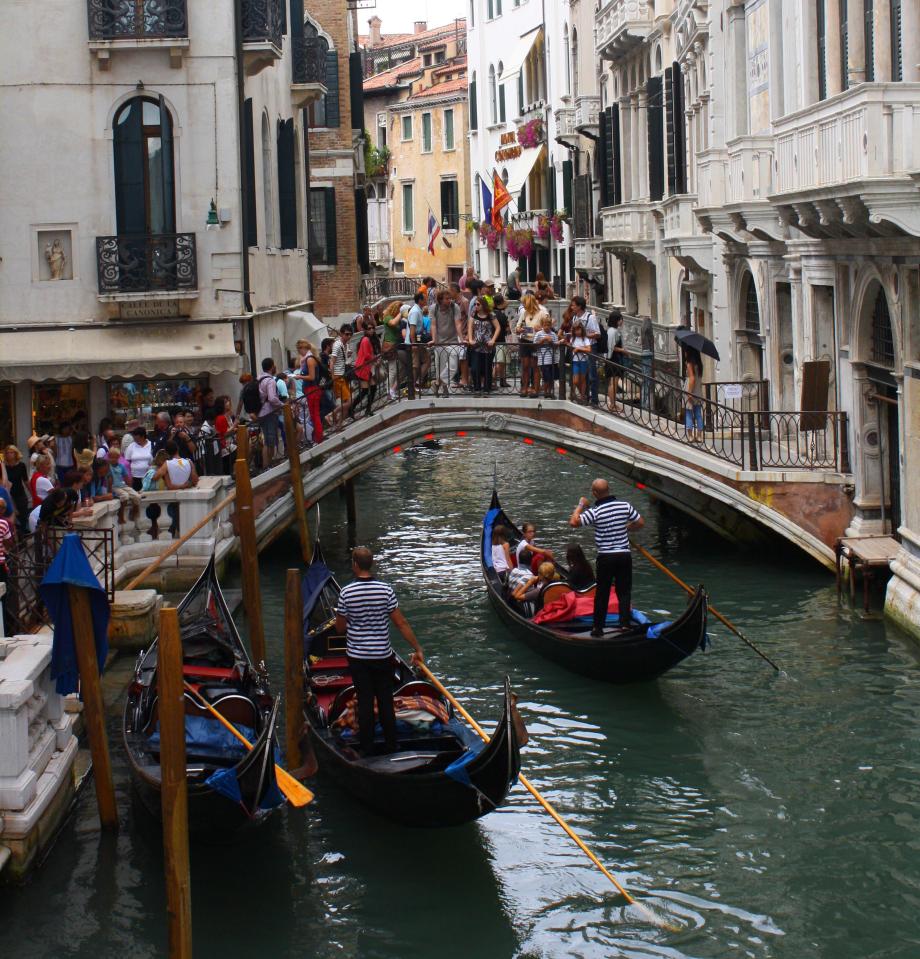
[430,287,464,397]
[468,296,500,395]
[640,316,655,410]
[682,345,705,443]
[506,265,522,301]
[607,312,627,412]
[53,421,73,485]
[257,357,285,467]
[335,547,424,756]
[331,325,354,429]
[571,297,602,407]
[569,478,645,635]
[534,315,559,398]
[150,412,173,457]
[459,265,476,293]
[516,293,549,397]
[2,445,31,535]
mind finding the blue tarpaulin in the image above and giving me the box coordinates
[302,561,334,655]
[482,508,501,568]
[39,533,110,695]
[147,715,253,758]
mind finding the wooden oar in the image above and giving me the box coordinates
[182,682,313,808]
[634,543,782,673]
[416,663,675,930]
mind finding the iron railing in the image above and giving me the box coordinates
[704,380,769,415]
[87,0,188,40]
[96,233,197,295]
[241,0,283,47]
[360,276,423,302]
[292,34,329,84]
[4,527,115,635]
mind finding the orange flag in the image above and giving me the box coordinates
[492,171,512,229]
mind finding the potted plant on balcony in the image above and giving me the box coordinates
[516,118,545,149]
[364,143,390,179]
[550,211,568,243]
[506,228,534,261]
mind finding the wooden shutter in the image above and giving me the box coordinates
[281,0,287,35]
[597,107,609,209]
[355,188,369,274]
[157,95,176,233]
[470,79,478,130]
[817,0,827,98]
[670,62,687,194]
[499,83,506,123]
[349,51,364,130]
[324,51,340,127]
[665,66,677,194]
[840,0,849,89]
[610,104,622,206]
[277,118,297,249]
[114,98,145,235]
[517,74,524,116]
[646,76,664,201]
[324,187,337,264]
[864,0,875,82]
[573,173,591,236]
[243,98,258,248]
[891,0,902,80]
[562,159,573,216]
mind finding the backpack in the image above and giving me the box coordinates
[241,378,261,414]
[586,311,606,354]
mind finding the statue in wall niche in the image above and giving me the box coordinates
[45,238,66,279]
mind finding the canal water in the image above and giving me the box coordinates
[2,438,920,959]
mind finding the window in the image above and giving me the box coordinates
[113,95,175,235]
[840,0,849,90]
[305,32,340,128]
[572,28,579,99]
[892,0,903,80]
[401,114,413,141]
[564,25,571,96]
[744,275,761,333]
[499,83,506,122]
[489,65,497,124]
[309,188,336,264]
[421,112,432,152]
[817,0,827,100]
[277,118,297,249]
[243,98,257,247]
[376,112,387,148]
[440,179,459,232]
[864,0,875,82]
[517,73,524,117]
[435,50,446,63]
[443,108,455,149]
[470,72,478,130]
[871,288,895,365]
[488,0,502,16]
[261,113,275,246]
[423,53,432,66]
[402,182,414,233]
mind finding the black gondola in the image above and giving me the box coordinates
[123,558,284,834]
[482,491,709,683]
[302,546,521,827]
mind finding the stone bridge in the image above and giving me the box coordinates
[251,396,853,570]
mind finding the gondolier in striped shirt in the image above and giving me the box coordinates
[335,547,425,755]
[569,479,645,636]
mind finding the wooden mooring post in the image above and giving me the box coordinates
[344,477,357,528]
[234,456,266,665]
[157,606,193,958]
[67,585,118,830]
[283,404,312,564]
[236,422,250,470]
[284,569,304,771]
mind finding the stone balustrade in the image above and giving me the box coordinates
[600,201,654,248]
[0,630,79,878]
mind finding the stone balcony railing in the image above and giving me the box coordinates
[697,138,776,210]
[661,194,700,240]
[519,100,547,125]
[96,233,197,298]
[773,83,920,196]
[600,201,655,248]
[596,0,654,60]
[574,237,604,272]
[574,95,601,135]
[369,240,391,264]
[554,106,576,140]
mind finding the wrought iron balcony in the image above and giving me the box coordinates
[242,0,283,74]
[96,233,197,297]
[87,0,189,40]
[291,34,329,106]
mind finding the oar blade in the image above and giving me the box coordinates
[275,766,314,807]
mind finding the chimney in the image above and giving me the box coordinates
[414,21,427,34]
[368,15,382,47]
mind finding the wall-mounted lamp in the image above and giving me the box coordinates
[206,199,220,230]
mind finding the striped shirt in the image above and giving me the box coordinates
[331,338,349,377]
[0,517,12,565]
[579,496,640,554]
[533,329,558,365]
[337,577,398,660]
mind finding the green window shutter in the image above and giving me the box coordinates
[562,159,573,216]
[349,51,364,130]
[470,80,478,130]
[113,98,145,235]
[324,51,340,127]
[355,188,369,274]
[499,83,506,122]
[277,118,297,249]
[325,187,337,264]
[646,76,664,201]
[243,98,258,247]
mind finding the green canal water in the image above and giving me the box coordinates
[3,439,920,958]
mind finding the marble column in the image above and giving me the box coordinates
[620,95,632,203]
[825,0,843,96]
[636,89,648,200]
[847,0,866,86]
[874,1,892,81]
[630,92,641,201]
[902,0,920,81]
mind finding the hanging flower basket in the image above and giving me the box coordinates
[516,118,545,149]
[536,215,550,241]
[550,211,568,243]
[507,228,535,260]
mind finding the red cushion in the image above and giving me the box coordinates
[182,664,237,680]
[313,656,349,671]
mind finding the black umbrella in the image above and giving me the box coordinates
[674,328,720,361]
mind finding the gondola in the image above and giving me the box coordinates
[123,558,284,834]
[482,491,709,683]
[302,545,521,827]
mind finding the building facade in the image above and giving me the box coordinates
[0,0,363,448]
[466,0,576,289]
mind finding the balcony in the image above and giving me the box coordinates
[600,201,654,250]
[519,100,546,124]
[87,0,189,69]
[96,233,197,299]
[291,35,329,107]
[242,0,283,76]
[596,0,654,61]
[554,106,576,143]
[661,194,712,273]
[369,241,391,265]
[574,95,601,137]
[574,238,604,274]
[770,83,920,238]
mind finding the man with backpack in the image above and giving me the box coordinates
[256,358,283,469]
[572,296,603,407]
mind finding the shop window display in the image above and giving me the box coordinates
[0,386,14,448]
[32,383,88,435]
[107,378,209,428]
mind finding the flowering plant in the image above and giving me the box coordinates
[516,118,545,149]
[536,215,550,241]
[550,211,568,243]
[485,225,503,250]
[506,228,534,260]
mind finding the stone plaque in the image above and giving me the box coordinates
[119,300,181,320]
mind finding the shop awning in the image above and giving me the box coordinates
[284,310,331,349]
[0,322,242,383]
[501,26,543,80]
[505,144,547,202]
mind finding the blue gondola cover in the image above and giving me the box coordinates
[39,533,110,695]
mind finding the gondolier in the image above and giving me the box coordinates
[569,479,645,636]
[335,547,424,756]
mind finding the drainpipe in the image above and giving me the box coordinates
[541,0,554,293]
[234,0,257,375]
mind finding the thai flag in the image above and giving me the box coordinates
[427,209,441,255]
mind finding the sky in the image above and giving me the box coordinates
[361,0,468,34]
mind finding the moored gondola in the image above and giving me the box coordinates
[482,491,709,683]
[123,558,285,834]
[302,545,521,827]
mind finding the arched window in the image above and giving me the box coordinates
[571,28,579,98]
[743,273,761,332]
[489,64,497,124]
[655,44,663,74]
[113,95,175,235]
[261,113,275,247]
[870,287,895,366]
[563,25,571,96]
